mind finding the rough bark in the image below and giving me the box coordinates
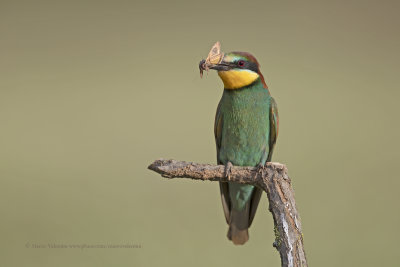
[148,159,308,267]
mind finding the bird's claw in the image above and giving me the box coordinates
[225,162,233,181]
[257,163,266,175]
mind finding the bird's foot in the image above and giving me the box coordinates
[225,161,233,181]
[256,163,267,176]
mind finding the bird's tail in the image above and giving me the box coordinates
[227,205,250,245]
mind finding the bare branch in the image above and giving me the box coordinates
[148,159,308,267]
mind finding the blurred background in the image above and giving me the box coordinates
[1,0,399,266]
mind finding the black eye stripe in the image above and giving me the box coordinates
[248,62,259,72]
[234,60,259,72]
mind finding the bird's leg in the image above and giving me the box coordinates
[225,161,233,181]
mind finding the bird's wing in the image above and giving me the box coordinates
[248,96,279,226]
[267,96,279,161]
[215,101,231,224]
[214,100,223,160]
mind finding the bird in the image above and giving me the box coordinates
[199,44,279,245]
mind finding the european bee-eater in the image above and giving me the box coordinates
[200,44,279,245]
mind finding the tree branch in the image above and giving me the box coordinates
[148,159,308,267]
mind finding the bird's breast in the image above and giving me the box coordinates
[218,87,271,166]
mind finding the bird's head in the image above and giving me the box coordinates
[199,43,267,90]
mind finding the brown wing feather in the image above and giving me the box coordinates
[248,187,263,227]
[219,182,231,224]
[268,97,279,161]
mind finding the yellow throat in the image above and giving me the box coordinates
[218,69,259,89]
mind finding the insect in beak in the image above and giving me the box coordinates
[199,41,224,78]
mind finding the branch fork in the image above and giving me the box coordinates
[148,159,307,267]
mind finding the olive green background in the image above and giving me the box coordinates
[1,0,399,266]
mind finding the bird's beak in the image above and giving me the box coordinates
[207,56,234,71]
[199,55,234,76]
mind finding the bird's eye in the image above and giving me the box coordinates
[238,60,245,67]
